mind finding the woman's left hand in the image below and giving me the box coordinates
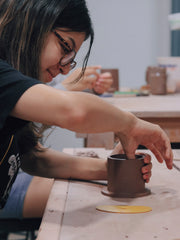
[140,153,152,183]
[93,72,113,94]
[62,66,101,91]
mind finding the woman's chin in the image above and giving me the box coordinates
[40,71,53,83]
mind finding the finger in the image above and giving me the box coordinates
[124,147,136,159]
[98,77,113,83]
[137,152,151,164]
[143,172,151,183]
[167,149,173,169]
[142,162,152,174]
[84,69,101,78]
[84,67,101,78]
[100,72,112,78]
[84,72,99,81]
[145,143,164,164]
[87,65,102,70]
[126,152,136,160]
[148,140,173,169]
[96,80,112,89]
[159,138,173,170]
[153,130,173,169]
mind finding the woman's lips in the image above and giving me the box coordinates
[46,70,54,82]
[47,68,61,78]
[47,69,55,78]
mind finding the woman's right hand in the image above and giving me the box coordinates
[116,118,173,170]
[93,72,113,94]
[111,142,152,183]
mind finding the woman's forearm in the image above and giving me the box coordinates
[21,147,107,180]
[12,84,173,168]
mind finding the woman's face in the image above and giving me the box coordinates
[40,29,86,83]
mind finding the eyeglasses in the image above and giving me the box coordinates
[54,31,77,70]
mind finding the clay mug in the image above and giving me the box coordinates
[102,154,151,198]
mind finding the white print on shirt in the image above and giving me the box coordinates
[2,153,21,199]
[8,153,20,177]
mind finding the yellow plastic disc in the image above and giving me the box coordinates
[96,205,152,214]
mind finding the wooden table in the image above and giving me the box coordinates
[76,93,180,148]
[37,148,180,240]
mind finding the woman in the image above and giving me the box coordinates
[0,65,114,219]
[0,0,172,218]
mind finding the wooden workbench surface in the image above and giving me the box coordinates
[104,93,180,118]
[37,148,180,240]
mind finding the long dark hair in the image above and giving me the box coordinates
[0,0,94,79]
[0,0,94,154]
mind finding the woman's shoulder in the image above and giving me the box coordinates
[0,58,41,86]
[0,58,17,69]
[0,59,42,129]
[0,59,24,80]
[0,59,13,71]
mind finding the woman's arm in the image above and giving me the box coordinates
[21,144,152,182]
[21,146,107,180]
[11,84,173,168]
[11,84,134,133]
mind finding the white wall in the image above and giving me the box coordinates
[45,0,171,151]
[77,0,171,89]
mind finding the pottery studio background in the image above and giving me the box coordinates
[44,0,171,151]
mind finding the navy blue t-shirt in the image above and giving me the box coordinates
[0,59,42,208]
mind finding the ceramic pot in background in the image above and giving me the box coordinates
[157,57,180,93]
[146,66,167,95]
[101,68,119,93]
[102,154,151,198]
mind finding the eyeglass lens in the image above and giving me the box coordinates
[60,51,76,66]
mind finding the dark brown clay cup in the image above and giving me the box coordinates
[102,154,151,198]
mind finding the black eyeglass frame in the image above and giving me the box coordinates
[54,31,77,69]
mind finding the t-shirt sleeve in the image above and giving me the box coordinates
[0,59,42,129]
